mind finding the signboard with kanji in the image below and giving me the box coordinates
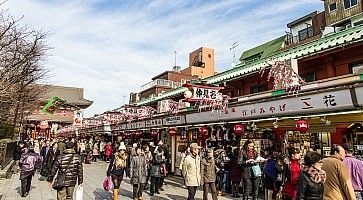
[73,111,83,127]
[41,96,67,114]
[183,83,224,102]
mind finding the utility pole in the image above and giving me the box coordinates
[230,41,239,68]
[174,50,177,67]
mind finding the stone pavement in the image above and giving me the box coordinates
[0,162,240,200]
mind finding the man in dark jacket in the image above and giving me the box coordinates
[201,149,218,200]
[48,142,83,200]
[149,146,165,196]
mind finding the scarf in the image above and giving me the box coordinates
[246,149,255,160]
[304,166,326,184]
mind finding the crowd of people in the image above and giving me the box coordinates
[11,137,363,200]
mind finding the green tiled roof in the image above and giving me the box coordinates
[137,25,363,106]
[206,25,363,84]
[239,35,286,62]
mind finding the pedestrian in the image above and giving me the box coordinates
[283,147,302,200]
[238,140,261,200]
[342,143,363,200]
[92,146,99,162]
[105,142,113,162]
[12,141,25,173]
[143,144,153,190]
[47,142,83,200]
[227,148,242,198]
[215,149,230,196]
[40,143,57,179]
[321,144,356,200]
[149,143,165,196]
[57,139,66,155]
[201,148,218,200]
[19,144,43,197]
[179,147,190,189]
[106,142,128,200]
[40,140,51,160]
[296,151,326,200]
[182,143,202,200]
[130,146,148,200]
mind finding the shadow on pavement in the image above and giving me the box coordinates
[93,188,113,200]
[166,194,203,200]
[15,186,36,196]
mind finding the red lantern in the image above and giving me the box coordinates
[295,119,309,132]
[169,128,177,136]
[124,132,131,138]
[135,131,142,138]
[233,124,244,136]
[151,130,158,137]
[199,126,208,136]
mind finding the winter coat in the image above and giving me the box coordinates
[40,146,50,159]
[19,150,42,179]
[130,155,148,184]
[41,148,56,176]
[296,171,324,200]
[238,149,258,179]
[47,149,83,187]
[150,151,165,177]
[201,157,217,184]
[284,158,301,198]
[105,145,112,157]
[227,156,242,183]
[322,155,356,200]
[182,154,201,187]
[107,153,128,177]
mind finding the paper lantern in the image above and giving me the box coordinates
[169,128,177,136]
[135,131,142,138]
[151,130,158,137]
[184,90,193,98]
[199,126,208,136]
[295,119,309,132]
[233,124,244,136]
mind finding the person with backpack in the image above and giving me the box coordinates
[19,144,43,197]
[263,152,286,200]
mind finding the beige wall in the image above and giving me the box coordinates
[324,0,363,26]
[185,47,215,79]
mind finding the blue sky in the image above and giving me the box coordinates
[5,0,323,117]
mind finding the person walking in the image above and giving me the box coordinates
[92,146,99,162]
[40,143,57,179]
[149,144,165,196]
[239,140,260,200]
[13,141,26,173]
[143,144,153,190]
[227,148,242,198]
[182,143,202,200]
[283,147,302,200]
[106,142,128,200]
[130,146,148,200]
[19,145,42,197]
[105,142,113,162]
[47,142,83,200]
[296,151,326,200]
[322,144,356,200]
[201,148,218,200]
[342,143,363,200]
[57,139,66,155]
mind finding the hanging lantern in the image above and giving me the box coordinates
[295,119,309,132]
[199,126,208,136]
[169,128,177,136]
[124,132,131,138]
[233,124,244,136]
[151,129,158,137]
[135,131,142,138]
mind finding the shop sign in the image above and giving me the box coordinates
[356,145,363,150]
[145,119,163,128]
[355,86,363,106]
[40,121,48,129]
[183,84,224,101]
[186,89,354,124]
[163,116,185,126]
[73,111,83,127]
[128,121,146,129]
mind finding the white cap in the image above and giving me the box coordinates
[118,142,127,150]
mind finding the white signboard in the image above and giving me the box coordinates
[73,111,83,127]
[186,89,354,124]
[163,116,185,126]
[145,118,163,128]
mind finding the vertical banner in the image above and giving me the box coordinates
[73,111,83,127]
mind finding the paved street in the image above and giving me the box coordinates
[0,162,239,200]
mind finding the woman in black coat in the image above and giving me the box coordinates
[296,151,326,200]
[149,146,165,196]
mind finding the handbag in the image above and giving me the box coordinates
[52,155,74,190]
[76,185,84,200]
[252,164,262,177]
[103,176,113,191]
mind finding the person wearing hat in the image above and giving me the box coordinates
[201,148,218,200]
[342,143,363,200]
[48,142,83,200]
[182,143,202,200]
[19,144,42,197]
[149,143,166,196]
[107,142,128,200]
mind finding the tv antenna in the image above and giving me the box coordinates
[230,41,239,67]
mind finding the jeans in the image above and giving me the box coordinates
[203,182,218,200]
[133,184,145,199]
[57,186,75,200]
[217,171,229,192]
[150,177,160,195]
[20,175,32,196]
[243,178,260,198]
[187,186,197,200]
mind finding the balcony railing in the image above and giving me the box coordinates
[140,79,182,91]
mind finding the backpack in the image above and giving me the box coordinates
[264,159,277,179]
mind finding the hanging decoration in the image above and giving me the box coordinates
[259,59,305,95]
[233,124,244,136]
[41,96,67,114]
[199,126,209,137]
[151,129,158,137]
[135,131,142,138]
[295,119,309,132]
[169,128,177,136]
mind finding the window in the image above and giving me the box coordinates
[329,3,337,12]
[301,71,315,82]
[344,0,358,9]
[349,61,363,74]
[250,84,267,94]
[298,26,314,42]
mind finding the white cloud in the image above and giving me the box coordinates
[4,0,323,116]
